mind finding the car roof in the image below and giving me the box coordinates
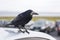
[0,28,56,40]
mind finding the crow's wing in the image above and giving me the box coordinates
[10,14,24,24]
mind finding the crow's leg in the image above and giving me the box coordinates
[23,27,30,34]
[18,29,25,33]
[18,25,25,33]
[20,25,30,34]
[14,25,24,33]
[18,25,29,34]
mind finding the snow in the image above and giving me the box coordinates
[0,28,56,40]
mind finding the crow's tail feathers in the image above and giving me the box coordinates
[5,23,12,27]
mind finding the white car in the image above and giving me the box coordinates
[0,28,56,40]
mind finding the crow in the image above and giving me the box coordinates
[7,10,38,34]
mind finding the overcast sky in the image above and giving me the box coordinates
[0,0,60,16]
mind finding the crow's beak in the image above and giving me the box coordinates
[33,13,38,15]
[31,11,38,15]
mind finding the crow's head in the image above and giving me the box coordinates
[24,9,38,16]
[30,10,38,15]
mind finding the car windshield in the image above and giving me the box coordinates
[15,37,49,40]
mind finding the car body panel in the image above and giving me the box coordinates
[0,28,56,40]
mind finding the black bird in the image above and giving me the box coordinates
[7,10,38,34]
